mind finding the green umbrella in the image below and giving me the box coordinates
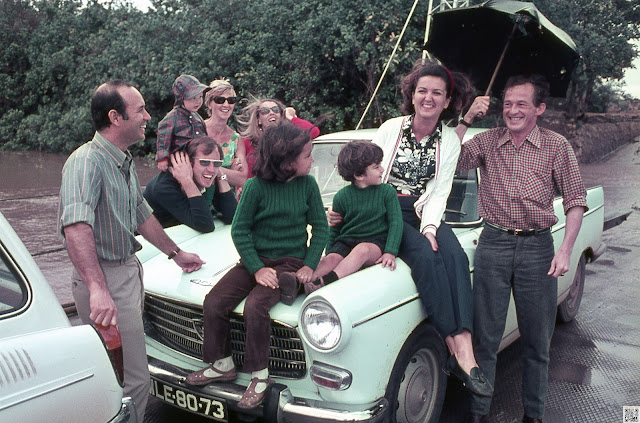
[424,0,580,97]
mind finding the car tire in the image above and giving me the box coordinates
[385,323,447,423]
[557,254,586,323]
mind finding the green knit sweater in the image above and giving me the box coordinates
[231,175,329,274]
[329,183,403,255]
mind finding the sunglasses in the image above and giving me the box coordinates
[212,96,237,105]
[258,106,282,115]
[198,159,223,168]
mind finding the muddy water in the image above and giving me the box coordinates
[0,150,158,304]
[1,141,639,306]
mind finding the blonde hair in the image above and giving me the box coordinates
[204,79,236,117]
[236,97,286,144]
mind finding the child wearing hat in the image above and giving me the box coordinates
[156,74,209,171]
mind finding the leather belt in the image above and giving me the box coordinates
[485,221,551,236]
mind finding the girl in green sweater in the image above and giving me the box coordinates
[185,122,329,410]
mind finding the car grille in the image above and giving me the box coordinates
[144,293,306,379]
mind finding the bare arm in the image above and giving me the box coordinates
[137,215,205,272]
[63,223,117,326]
[221,136,248,187]
[548,206,584,277]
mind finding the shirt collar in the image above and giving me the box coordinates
[93,131,132,168]
[499,125,542,148]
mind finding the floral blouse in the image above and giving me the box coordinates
[388,115,441,196]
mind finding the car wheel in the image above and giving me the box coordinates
[557,254,586,323]
[385,323,447,423]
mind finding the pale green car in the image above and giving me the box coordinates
[139,128,606,423]
[0,212,136,423]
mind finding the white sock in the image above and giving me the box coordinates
[215,356,235,371]
[251,368,269,393]
[203,356,234,377]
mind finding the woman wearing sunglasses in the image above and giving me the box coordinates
[237,98,321,179]
[204,79,246,189]
[144,136,237,233]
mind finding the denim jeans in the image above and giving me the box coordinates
[398,197,473,338]
[470,225,557,419]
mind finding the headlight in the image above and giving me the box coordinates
[301,301,341,350]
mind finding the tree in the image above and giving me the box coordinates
[535,0,640,117]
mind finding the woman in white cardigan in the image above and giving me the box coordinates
[332,60,492,397]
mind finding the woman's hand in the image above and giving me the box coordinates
[464,96,491,123]
[255,267,278,289]
[284,107,297,120]
[425,232,438,252]
[231,157,243,171]
[296,265,313,284]
[158,159,169,172]
[327,208,342,227]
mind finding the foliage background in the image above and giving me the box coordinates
[0,0,638,155]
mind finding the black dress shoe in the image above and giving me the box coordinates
[444,355,494,397]
[467,413,487,423]
[523,416,542,423]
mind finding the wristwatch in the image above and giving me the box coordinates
[219,174,228,181]
[167,247,181,260]
[458,118,472,127]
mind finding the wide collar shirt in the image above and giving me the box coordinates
[458,126,587,229]
[58,131,153,261]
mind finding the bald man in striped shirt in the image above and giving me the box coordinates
[58,80,204,422]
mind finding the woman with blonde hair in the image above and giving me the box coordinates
[237,98,320,178]
[204,79,246,188]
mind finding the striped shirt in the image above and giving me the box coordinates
[458,126,587,230]
[58,132,153,261]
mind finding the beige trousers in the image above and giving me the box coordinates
[72,256,149,423]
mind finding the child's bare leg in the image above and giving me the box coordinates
[333,243,382,279]
[312,253,343,279]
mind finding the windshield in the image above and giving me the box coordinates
[311,140,480,225]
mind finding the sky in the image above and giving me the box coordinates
[129,0,639,99]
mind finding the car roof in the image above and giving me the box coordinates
[314,128,377,142]
[314,126,487,144]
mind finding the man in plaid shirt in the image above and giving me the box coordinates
[456,74,588,423]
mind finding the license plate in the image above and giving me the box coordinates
[150,377,228,421]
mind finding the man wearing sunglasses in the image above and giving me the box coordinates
[144,136,238,232]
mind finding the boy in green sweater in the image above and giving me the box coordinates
[310,140,403,292]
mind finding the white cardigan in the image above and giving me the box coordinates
[372,115,461,236]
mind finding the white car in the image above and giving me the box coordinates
[139,128,606,423]
[0,212,136,423]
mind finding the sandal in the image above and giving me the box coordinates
[279,272,299,305]
[304,277,325,295]
[185,364,237,386]
[237,377,274,409]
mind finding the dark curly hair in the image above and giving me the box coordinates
[252,122,311,182]
[401,59,475,121]
[337,140,383,183]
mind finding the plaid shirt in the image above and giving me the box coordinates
[458,126,587,230]
[155,106,207,162]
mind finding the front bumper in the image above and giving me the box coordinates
[109,397,137,423]
[148,357,388,423]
